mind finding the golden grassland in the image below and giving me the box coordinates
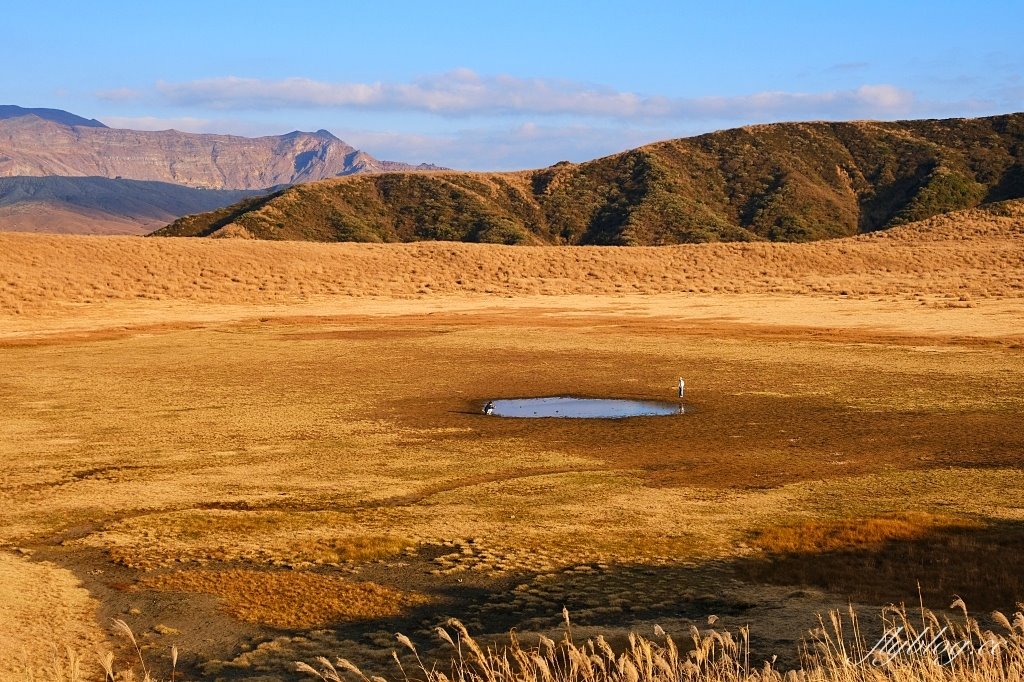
[0,202,1022,680]
[0,553,107,676]
[2,201,1023,319]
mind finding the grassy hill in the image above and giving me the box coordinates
[154,113,1024,245]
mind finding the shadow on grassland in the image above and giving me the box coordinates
[730,513,1024,612]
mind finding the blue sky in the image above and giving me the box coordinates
[4,1,1022,169]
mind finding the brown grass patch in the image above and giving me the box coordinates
[140,569,429,629]
[285,535,411,564]
[749,512,980,554]
[90,510,413,569]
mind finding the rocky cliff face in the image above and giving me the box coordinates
[0,114,438,190]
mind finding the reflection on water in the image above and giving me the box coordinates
[485,397,684,419]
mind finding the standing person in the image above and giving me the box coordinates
[483,400,495,415]
[678,378,685,400]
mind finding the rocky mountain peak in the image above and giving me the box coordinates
[0,108,443,190]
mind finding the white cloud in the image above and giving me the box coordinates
[95,71,996,170]
[681,85,914,120]
[91,113,654,170]
[854,84,913,110]
[338,123,678,171]
[99,115,213,132]
[97,116,284,137]
[148,71,917,121]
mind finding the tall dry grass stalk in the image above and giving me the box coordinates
[299,602,1024,682]
[90,620,176,682]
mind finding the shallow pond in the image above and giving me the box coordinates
[485,396,684,419]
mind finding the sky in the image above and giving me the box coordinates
[4,1,1023,170]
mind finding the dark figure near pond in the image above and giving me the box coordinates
[483,401,495,415]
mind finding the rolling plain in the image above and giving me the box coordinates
[1,201,1022,680]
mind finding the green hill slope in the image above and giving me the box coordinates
[153,113,1024,245]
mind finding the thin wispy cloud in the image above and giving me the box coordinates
[825,62,870,73]
[340,123,676,170]
[100,115,214,132]
[98,115,283,137]
[95,87,146,101]
[112,70,917,121]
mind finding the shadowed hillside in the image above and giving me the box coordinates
[0,104,107,127]
[0,176,275,235]
[155,113,1024,244]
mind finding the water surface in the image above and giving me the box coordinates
[487,397,683,419]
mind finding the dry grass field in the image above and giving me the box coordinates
[0,201,1022,680]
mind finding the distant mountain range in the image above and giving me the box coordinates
[0,106,444,233]
[156,113,1024,244]
[0,105,108,128]
[0,110,442,189]
[0,176,275,235]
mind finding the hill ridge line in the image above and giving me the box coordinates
[154,113,1024,245]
